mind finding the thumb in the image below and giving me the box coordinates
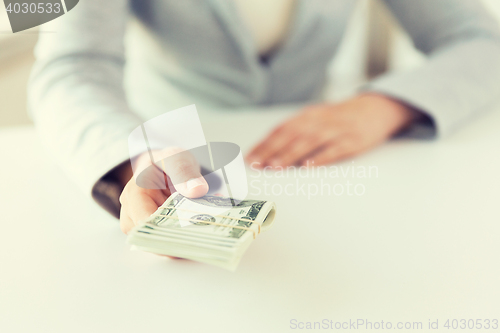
[160,149,209,198]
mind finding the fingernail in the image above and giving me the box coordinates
[252,158,264,166]
[187,177,204,191]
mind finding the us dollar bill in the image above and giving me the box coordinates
[127,192,277,270]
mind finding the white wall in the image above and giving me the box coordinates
[325,0,500,102]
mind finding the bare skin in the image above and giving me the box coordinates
[246,93,419,168]
[119,93,419,232]
[119,148,209,234]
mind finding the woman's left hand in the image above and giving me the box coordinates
[246,94,420,167]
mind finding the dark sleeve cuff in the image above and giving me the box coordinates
[91,165,127,219]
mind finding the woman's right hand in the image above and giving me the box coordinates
[118,149,209,234]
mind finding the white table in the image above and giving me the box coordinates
[1,106,500,333]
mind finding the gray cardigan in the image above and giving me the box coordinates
[28,0,500,202]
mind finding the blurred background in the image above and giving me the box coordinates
[1,0,500,129]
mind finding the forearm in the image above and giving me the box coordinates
[367,0,500,137]
[363,38,500,137]
[29,0,141,197]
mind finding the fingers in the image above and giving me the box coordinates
[120,147,208,236]
[247,127,343,167]
[120,204,179,260]
[119,147,209,238]
[246,126,300,165]
[132,152,171,190]
[246,108,336,167]
[160,149,208,198]
[301,141,356,166]
[120,206,135,234]
[269,133,338,167]
[120,180,169,235]
[121,188,161,224]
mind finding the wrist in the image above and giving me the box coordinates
[358,93,422,133]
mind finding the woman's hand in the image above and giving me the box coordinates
[118,148,209,235]
[246,94,419,167]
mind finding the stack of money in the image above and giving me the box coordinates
[127,192,277,270]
